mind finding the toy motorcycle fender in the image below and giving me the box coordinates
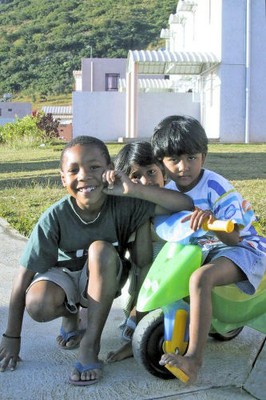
[132,212,266,382]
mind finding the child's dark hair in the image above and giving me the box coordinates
[114,141,164,175]
[151,115,208,160]
[60,136,111,169]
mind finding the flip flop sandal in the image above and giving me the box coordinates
[69,361,103,386]
[57,326,85,350]
[121,317,136,341]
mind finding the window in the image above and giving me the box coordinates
[105,73,120,91]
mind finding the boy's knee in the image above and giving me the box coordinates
[189,268,212,292]
[26,299,45,321]
[89,240,117,266]
[88,241,120,282]
[26,294,56,322]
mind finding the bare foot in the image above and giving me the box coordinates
[106,341,133,363]
[159,352,201,383]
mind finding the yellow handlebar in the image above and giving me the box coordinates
[202,219,234,233]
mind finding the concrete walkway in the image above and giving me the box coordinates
[0,217,265,400]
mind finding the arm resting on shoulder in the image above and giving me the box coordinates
[124,181,193,214]
[103,170,194,214]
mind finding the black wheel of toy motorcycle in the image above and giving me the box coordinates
[132,309,174,380]
[209,326,244,341]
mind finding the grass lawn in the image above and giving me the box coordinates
[0,142,265,237]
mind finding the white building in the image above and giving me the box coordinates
[73,56,201,141]
[73,0,266,143]
[73,58,127,141]
[162,0,266,142]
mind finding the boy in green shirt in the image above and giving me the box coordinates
[0,136,193,386]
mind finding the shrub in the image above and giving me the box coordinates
[0,112,59,147]
[0,115,43,146]
[36,112,60,140]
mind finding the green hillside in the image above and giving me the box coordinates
[0,0,177,100]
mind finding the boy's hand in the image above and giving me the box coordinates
[0,335,21,372]
[181,207,214,231]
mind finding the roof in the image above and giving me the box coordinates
[127,50,220,75]
[42,106,72,116]
[119,78,174,91]
[176,0,198,13]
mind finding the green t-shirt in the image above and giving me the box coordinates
[20,195,155,273]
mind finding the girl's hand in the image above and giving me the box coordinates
[102,170,194,213]
[102,169,136,196]
[181,207,215,231]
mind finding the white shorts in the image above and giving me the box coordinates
[27,258,126,313]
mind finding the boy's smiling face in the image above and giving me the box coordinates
[60,143,111,210]
[162,153,206,192]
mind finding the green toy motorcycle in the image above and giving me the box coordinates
[132,212,266,382]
